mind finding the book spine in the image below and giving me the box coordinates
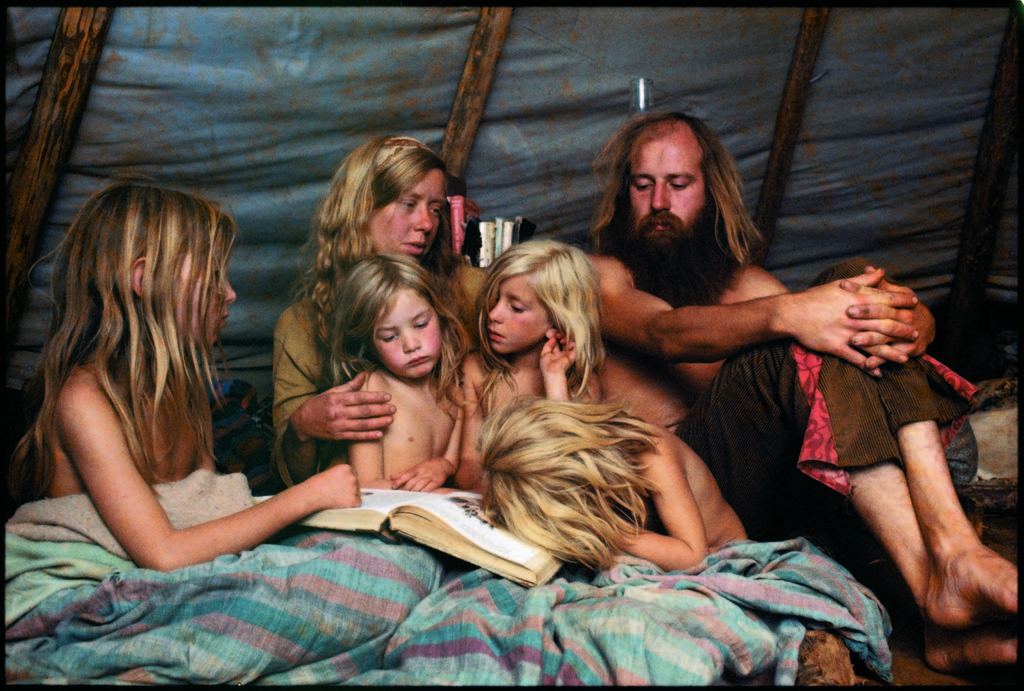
[501,220,514,253]
[478,221,495,267]
[448,195,465,254]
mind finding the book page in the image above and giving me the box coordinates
[390,492,547,565]
[252,489,409,532]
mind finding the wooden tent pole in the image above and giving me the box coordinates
[5,7,114,357]
[935,10,1018,368]
[753,7,830,265]
[440,7,514,179]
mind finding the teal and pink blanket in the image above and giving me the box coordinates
[6,528,891,685]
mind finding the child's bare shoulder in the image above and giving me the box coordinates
[57,368,109,414]
[361,368,391,392]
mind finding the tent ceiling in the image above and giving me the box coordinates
[6,7,1017,393]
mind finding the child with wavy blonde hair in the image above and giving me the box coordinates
[9,181,362,571]
[326,254,469,491]
[479,397,747,572]
[455,239,604,491]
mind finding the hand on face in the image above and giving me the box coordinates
[540,328,577,378]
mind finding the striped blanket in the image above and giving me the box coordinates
[6,530,891,685]
[357,537,892,685]
[6,530,442,685]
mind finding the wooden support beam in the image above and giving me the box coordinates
[440,7,513,179]
[6,7,114,358]
[935,10,1018,368]
[753,7,830,265]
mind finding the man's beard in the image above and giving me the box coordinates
[619,204,738,308]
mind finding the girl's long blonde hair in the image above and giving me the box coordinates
[9,181,236,504]
[295,135,466,364]
[476,240,604,415]
[325,254,468,409]
[480,397,660,571]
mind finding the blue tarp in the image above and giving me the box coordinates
[7,7,1017,394]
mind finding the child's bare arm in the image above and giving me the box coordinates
[345,372,393,489]
[453,355,486,493]
[347,438,391,489]
[58,370,360,572]
[621,431,710,571]
[540,328,574,401]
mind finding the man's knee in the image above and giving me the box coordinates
[810,257,877,287]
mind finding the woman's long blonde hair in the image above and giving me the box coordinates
[295,135,465,361]
[325,254,468,409]
[9,181,236,504]
[475,240,604,415]
[480,397,660,571]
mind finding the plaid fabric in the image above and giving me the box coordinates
[6,531,442,685]
[352,538,891,685]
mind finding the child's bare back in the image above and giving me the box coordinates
[48,367,214,499]
[648,427,748,550]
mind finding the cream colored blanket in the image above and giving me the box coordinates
[5,469,255,559]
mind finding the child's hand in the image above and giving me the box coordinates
[390,458,455,493]
[307,463,361,510]
[540,328,576,378]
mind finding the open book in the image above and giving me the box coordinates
[259,489,561,587]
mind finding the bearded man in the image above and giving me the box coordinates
[588,111,1016,673]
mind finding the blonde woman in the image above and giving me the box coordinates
[273,136,484,486]
[479,397,747,572]
[326,255,469,491]
[9,181,361,571]
[455,239,604,491]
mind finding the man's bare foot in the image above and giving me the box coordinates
[924,543,1017,630]
[924,622,1017,673]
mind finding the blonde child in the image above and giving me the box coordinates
[456,239,604,491]
[325,254,469,491]
[480,396,747,572]
[8,181,361,572]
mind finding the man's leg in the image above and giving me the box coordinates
[848,422,1017,672]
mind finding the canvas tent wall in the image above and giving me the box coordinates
[6,6,1018,400]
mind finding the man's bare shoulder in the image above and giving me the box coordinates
[589,253,627,274]
[588,254,635,292]
[723,265,789,304]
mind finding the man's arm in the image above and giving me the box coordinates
[593,256,764,362]
[593,256,923,374]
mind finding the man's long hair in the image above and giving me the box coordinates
[590,112,764,305]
